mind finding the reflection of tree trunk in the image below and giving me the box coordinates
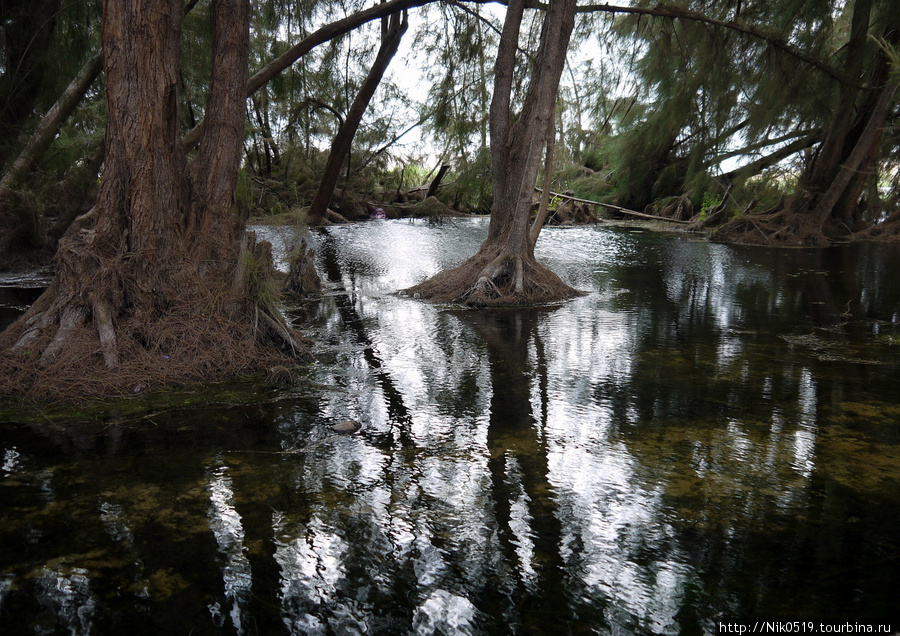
[463,308,566,631]
[307,11,408,225]
[318,230,414,447]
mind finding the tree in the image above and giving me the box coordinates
[406,0,582,305]
[709,0,900,245]
[307,8,409,225]
[0,0,62,169]
[0,0,302,400]
[580,0,899,244]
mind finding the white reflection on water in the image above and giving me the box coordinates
[504,455,539,587]
[792,368,818,477]
[272,512,358,634]
[0,573,13,614]
[2,446,21,474]
[35,567,97,634]
[207,465,252,634]
[4,220,900,633]
[412,589,480,634]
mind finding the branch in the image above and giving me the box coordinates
[705,128,817,168]
[0,52,102,198]
[183,0,455,151]
[721,130,824,181]
[534,186,694,224]
[572,3,856,87]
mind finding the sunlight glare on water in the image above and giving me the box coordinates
[2,218,900,633]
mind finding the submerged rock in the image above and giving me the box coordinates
[332,420,361,434]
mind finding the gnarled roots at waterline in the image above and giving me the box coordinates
[403,245,582,306]
[0,231,308,402]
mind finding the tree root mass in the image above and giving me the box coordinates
[404,245,583,307]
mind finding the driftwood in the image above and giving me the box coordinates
[534,187,694,225]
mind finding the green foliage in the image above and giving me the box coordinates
[5,0,900,235]
[441,147,493,213]
[739,169,799,211]
[699,192,722,221]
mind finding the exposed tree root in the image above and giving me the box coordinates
[0,231,310,403]
[403,244,582,307]
[708,194,835,246]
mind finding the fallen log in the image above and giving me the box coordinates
[534,187,695,225]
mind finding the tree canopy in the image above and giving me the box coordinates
[1,0,898,249]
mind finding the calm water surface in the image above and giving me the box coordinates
[2,218,900,634]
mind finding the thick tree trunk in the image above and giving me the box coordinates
[307,10,408,226]
[405,0,580,306]
[0,0,303,401]
[187,0,250,268]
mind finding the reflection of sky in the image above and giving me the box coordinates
[277,222,814,633]
[35,567,98,634]
[7,220,900,633]
[207,465,253,634]
[293,220,850,632]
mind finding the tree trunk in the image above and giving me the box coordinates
[801,0,873,196]
[813,77,899,228]
[307,10,408,225]
[0,0,302,401]
[182,0,434,153]
[426,163,450,199]
[405,0,580,305]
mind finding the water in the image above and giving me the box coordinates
[2,218,900,634]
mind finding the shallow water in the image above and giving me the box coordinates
[2,219,900,634]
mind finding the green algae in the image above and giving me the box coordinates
[0,372,306,425]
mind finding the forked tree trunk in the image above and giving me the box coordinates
[0,0,302,401]
[307,10,408,225]
[405,0,580,305]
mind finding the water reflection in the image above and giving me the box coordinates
[208,464,253,633]
[2,220,900,633]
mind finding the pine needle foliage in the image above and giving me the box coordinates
[587,0,895,216]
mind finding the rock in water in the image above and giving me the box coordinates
[332,420,361,434]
